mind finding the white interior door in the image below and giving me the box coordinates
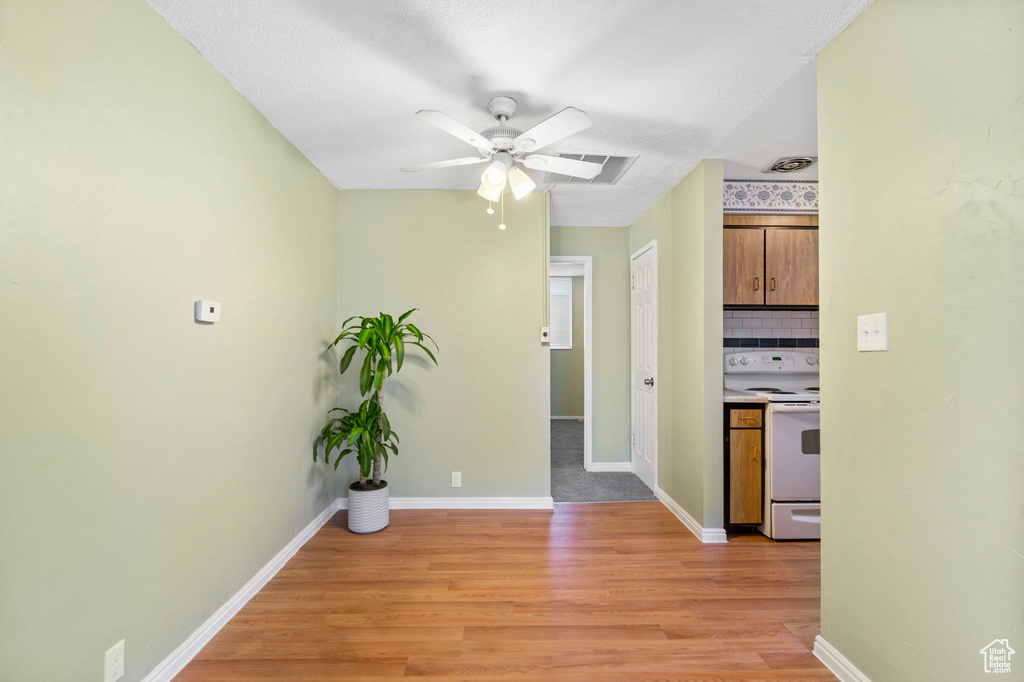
[631,242,657,491]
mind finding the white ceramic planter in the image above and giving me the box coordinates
[347,481,389,534]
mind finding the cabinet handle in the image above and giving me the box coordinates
[751,445,758,460]
[753,277,759,291]
[770,277,777,291]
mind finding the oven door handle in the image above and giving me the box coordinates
[769,404,821,413]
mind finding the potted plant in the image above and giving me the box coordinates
[313,310,438,533]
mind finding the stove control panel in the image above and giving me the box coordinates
[724,352,818,373]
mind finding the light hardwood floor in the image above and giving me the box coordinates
[178,502,833,681]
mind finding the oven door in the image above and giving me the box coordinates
[768,403,820,501]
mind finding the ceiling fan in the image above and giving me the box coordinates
[401,96,604,202]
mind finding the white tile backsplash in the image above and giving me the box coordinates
[723,308,818,343]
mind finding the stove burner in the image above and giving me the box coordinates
[746,387,781,391]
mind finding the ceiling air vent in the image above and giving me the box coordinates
[542,154,638,185]
[763,156,817,173]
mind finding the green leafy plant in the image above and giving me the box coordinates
[334,309,438,395]
[313,398,398,479]
[314,309,438,489]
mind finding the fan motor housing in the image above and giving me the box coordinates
[482,126,522,151]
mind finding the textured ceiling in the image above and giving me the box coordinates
[714,60,819,181]
[147,0,870,226]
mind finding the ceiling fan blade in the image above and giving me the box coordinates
[521,154,603,180]
[401,157,489,172]
[512,107,592,154]
[415,110,495,152]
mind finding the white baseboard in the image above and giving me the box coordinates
[654,486,728,543]
[339,495,555,509]
[813,636,873,682]
[386,496,554,510]
[587,461,632,472]
[142,499,341,682]
[550,416,584,420]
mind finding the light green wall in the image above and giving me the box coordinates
[336,190,551,498]
[550,276,584,417]
[629,160,724,525]
[817,1,1024,680]
[550,226,632,462]
[0,1,339,680]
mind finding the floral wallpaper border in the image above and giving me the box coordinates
[723,179,818,213]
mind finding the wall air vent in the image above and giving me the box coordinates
[541,154,638,185]
[763,156,817,173]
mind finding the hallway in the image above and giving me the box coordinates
[550,420,657,503]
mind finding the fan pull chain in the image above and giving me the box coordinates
[498,191,506,230]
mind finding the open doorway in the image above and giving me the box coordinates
[549,255,655,503]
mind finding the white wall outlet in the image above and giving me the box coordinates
[194,299,221,323]
[451,471,462,488]
[104,639,125,682]
[540,326,550,344]
[857,312,889,351]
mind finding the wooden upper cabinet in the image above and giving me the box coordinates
[765,229,818,305]
[723,229,765,305]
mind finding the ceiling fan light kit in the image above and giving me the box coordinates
[508,166,536,200]
[402,96,604,226]
[477,180,502,203]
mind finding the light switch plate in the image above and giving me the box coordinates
[540,326,550,344]
[857,312,888,351]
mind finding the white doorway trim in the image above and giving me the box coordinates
[549,255,594,471]
[630,239,658,490]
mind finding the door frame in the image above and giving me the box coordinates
[630,239,658,488]
[549,256,594,471]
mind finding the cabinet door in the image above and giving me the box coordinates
[729,429,762,524]
[723,229,765,305]
[765,229,818,305]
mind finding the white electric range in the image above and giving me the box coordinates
[724,351,821,540]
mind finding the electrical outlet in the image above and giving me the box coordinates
[104,639,125,682]
[451,471,462,488]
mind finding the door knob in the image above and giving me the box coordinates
[644,378,654,386]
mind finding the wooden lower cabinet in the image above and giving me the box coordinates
[728,426,763,525]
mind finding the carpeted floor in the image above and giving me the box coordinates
[551,419,657,503]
